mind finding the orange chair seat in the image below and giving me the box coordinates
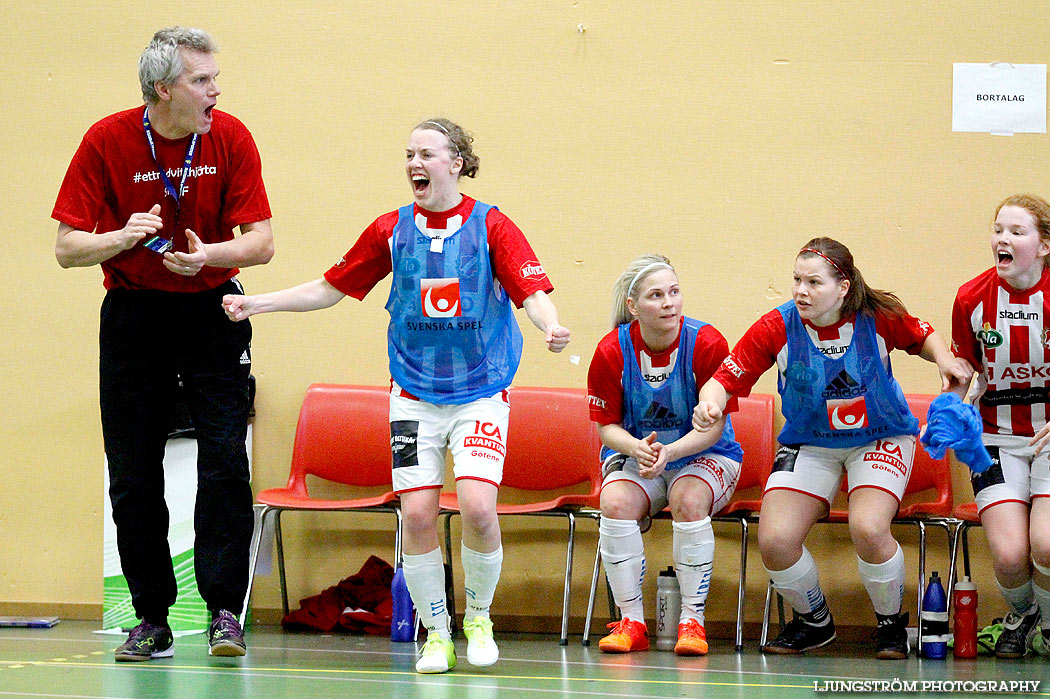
[257,487,398,511]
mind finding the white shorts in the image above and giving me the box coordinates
[389,391,510,493]
[601,452,741,517]
[764,435,916,506]
[973,433,1050,513]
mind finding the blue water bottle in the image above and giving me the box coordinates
[920,571,948,658]
[390,565,416,642]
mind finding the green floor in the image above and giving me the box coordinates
[1,621,1047,698]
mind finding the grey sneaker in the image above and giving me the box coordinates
[114,621,174,662]
[208,610,246,657]
[995,606,1041,659]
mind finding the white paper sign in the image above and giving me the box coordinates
[952,62,1046,135]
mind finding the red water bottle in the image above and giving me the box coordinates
[953,576,978,658]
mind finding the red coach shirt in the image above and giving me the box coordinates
[53,106,272,292]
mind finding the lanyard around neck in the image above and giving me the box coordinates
[142,106,198,209]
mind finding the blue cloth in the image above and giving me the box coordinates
[920,393,991,473]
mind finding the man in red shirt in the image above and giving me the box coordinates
[52,27,274,662]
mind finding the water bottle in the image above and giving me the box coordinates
[920,571,948,659]
[655,566,681,651]
[953,576,978,659]
[390,565,416,642]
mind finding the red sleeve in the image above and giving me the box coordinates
[713,309,786,399]
[323,211,397,299]
[691,323,738,413]
[52,126,105,232]
[486,208,554,307]
[587,330,625,425]
[873,310,934,355]
[951,289,982,367]
[220,116,271,229]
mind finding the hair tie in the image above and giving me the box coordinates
[423,121,461,158]
[800,247,847,279]
[627,262,673,298]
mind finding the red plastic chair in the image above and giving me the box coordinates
[246,384,400,617]
[760,394,956,654]
[439,386,602,645]
[581,393,776,649]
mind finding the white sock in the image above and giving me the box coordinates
[462,544,503,621]
[856,544,905,616]
[600,517,646,622]
[766,547,830,625]
[402,548,451,639]
[997,579,1035,617]
[673,517,714,625]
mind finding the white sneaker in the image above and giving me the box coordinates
[415,636,456,674]
[463,616,499,667]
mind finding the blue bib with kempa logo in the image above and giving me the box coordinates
[385,201,522,404]
[776,300,918,448]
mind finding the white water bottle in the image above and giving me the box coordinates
[655,566,681,651]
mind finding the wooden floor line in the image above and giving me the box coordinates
[7,659,820,689]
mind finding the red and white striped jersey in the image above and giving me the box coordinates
[952,266,1050,437]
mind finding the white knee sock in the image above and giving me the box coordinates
[856,543,905,617]
[997,579,1035,617]
[673,517,714,625]
[600,517,646,623]
[766,546,830,625]
[402,548,451,639]
[462,544,503,621]
[1032,580,1050,631]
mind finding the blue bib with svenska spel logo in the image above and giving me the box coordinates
[776,300,917,448]
[385,201,522,404]
[601,317,743,469]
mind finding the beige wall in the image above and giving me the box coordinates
[4,1,1047,631]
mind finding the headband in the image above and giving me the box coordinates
[799,247,847,279]
[423,121,461,158]
[627,262,673,298]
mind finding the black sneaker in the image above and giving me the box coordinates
[762,616,836,654]
[208,609,246,657]
[874,612,910,659]
[995,607,1041,659]
[114,621,174,662]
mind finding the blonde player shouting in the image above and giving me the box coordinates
[223,118,569,673]
[693,238,970,659]
[587,254,741,656]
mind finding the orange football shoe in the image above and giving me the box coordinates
[598,618,649,653]
[674,619,709,656]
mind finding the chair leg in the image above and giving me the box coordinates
[582,533,601,646]
[559,512,576,646]
[734,514,751,650]
[240,504,271,623]
[273,510,290,618]
[441,511,458,633]
[393,507,403,565]
[760,578,773,648]
[916,521,926,657]
[961,523,973,579]
[947,520,962,597]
